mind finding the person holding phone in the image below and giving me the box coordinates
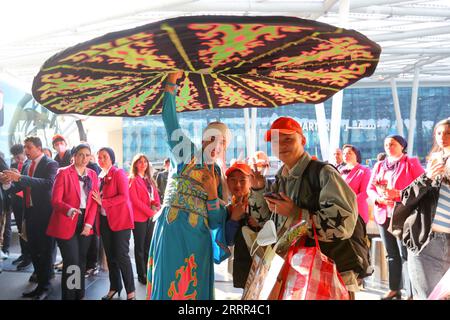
[1,136,58,300]
[393,118,450,299]
[251,117,359,298]
[263,192,283,200]
[46,144,99,300]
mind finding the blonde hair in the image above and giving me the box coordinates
[428,118,450,158]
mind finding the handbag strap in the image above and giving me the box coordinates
[310,219,320,249]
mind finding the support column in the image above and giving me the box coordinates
[250,108,258,156]
[390,78,404,136]
[407,67,420,155]
[338,0,350,25]
[328,0,349,158]
[329,91,343,158]
[243,108,251,158]
[315,103,330,161]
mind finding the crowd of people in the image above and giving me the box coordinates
[0,73,448,301]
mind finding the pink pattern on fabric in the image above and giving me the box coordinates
[207,199,220,211]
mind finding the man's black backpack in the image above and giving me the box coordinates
[299,159,372,279]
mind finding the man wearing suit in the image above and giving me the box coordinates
[1,136,58,300]
[156,158,170,202]
[9,144,32,270]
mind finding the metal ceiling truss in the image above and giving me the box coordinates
[1,0,450,89]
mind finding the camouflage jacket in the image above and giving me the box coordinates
[252,152,357,242]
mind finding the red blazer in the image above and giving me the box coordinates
[342,164,371,224]
[129,176,161,223]
[367,155,424,225]
[100,166,134,231]
[47,165,99,240]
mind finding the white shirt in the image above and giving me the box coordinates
[139,173,154,201]
[28,154,45,207]
[98,165,112,179]
[383,155,403,218]
[67,168,90,225]
[77,168,88,210]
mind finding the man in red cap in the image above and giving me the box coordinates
[250,116,361,297]
[224,161,270,289]
[52,134,71,168]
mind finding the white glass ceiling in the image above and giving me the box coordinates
[1,0,450,91]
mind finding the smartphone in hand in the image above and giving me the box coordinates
[263,191,283,200]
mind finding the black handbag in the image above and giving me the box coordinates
[300,160,372,279]
[305,215,371,278]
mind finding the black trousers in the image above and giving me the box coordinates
[86,234,99,269]
[11,199,30,259]
[132,219,154,280]
[25,207,55,290]
[57,213,92,300]
[100,215,135,294]
[86,216,99,269]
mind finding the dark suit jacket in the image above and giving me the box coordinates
[9,155,58,223]
[156,170,169,200]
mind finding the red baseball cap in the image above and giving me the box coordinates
[52,134,66,145]
[264,117,303,142]
[225,161,252,177]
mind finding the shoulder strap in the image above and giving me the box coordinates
[297,159,339,212]
[305,159,339,190]
[305,159,325,192]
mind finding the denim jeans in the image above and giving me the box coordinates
[0,211,11,253]
[408,232,450,300]
[378,218,412,296]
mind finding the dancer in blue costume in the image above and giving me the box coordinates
[146,72,231,300]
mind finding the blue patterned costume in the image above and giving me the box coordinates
[146,88,229,300]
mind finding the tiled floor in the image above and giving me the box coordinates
[0,228,388,300]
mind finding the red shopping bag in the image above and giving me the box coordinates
[277,222,349,300]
